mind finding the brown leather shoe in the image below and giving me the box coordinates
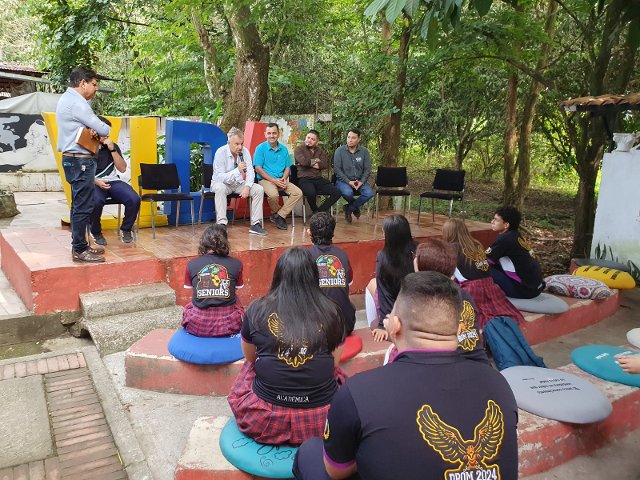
[88,246,105,255]
[72,250,106,263]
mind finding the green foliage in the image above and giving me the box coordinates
[365,0,494,40]
[27,0,115,86]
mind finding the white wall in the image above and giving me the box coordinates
[591,150,640,267]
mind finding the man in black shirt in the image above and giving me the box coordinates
[293,272,518,480]
[486,206,544,299]
[89,117,140,244]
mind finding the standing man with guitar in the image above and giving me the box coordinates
[56,67,111,263]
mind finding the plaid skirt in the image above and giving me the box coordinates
[227,361,347,446]
[460,277,525,329]
[181,301,244,337]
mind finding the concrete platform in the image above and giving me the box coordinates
[518,362,640,477]
[520,291,621,345]
[125,326,380,396]
[173,360,640,480]
[0,212,496,314]
[124,293,621,396]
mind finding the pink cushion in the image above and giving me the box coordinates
[544,274,613,300]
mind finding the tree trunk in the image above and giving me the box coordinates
[192,12,221,102]
[513,0,559,210]
[379,16,412,168]
[569,0,636,256]
[502,72,518,205]
[573,154,600,257]
[220,4,269,133]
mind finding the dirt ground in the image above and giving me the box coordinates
[409,177,576,277]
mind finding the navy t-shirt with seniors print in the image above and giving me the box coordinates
[309,244,355,335]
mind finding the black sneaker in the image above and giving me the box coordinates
[121,230,134,243]
[353,208,361,219]
[275,215,288,230]
[343,205,353,224]
[249,223,267,236]
[72,250,105,263]
[92,233,107,246]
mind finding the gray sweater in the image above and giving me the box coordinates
[333,145,372,184]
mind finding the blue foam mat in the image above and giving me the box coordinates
[219,417,297,479]
[571,344,640,388]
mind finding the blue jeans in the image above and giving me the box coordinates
[335,181,374,212]
[90,180,141,234]
[62,156,96,253]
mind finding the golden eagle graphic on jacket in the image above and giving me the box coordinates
[457,300,479,351]
[416,400,504,479]
[267,312,314,368]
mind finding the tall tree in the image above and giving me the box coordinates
[219,2,269,131]
[379,15,413,167]
[554,0,640,256]
[503,0,559,208]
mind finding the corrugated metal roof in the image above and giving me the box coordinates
[560,93,640,111]
[0,62,46,77]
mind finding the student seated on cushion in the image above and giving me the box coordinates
[308,212,356,335]
[365,215,416,342]
[442,218,525,328]
[183,224,244,337]
[228,247,346,446]
[486,206,545,299]
[293,272,518,480]
[413,239,489,364]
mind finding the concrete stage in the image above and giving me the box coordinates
[0,211,496,314]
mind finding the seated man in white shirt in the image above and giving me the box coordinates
[212,127,266,236]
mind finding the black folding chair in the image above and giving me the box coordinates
[373,166,411,221]
[137,163,194,239]
[198,163,247,225]
[417,168,465,224]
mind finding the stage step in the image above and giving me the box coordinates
[519,292,620,346]
[124,327,382,396]
[80,283,177,319]
[86,306,183,357]
[518,362,640,477]
[124,294,620,396]
[80,282,182,356]
[175,416,246,480]
[173,362,640,480]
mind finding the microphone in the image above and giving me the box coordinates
[238,152,247,173]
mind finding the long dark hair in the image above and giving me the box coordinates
[378,214,416,299]
[198,224,230,256]
[254,247,343,354]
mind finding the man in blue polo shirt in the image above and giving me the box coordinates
[293,271,518,480]
[253,123,303,230]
